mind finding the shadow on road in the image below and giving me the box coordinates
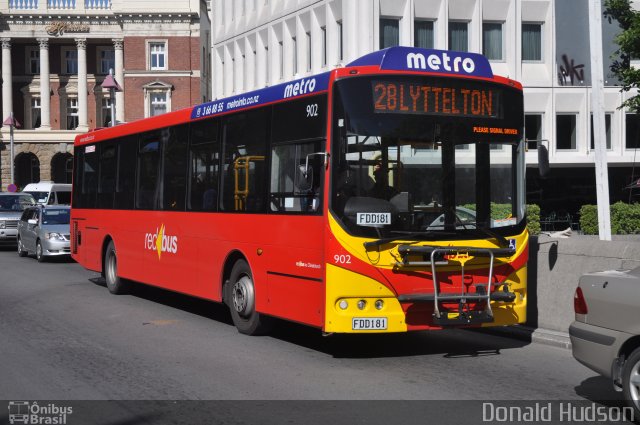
[86,277,531,359]
[574,376,627,403]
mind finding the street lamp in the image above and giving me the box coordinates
[3,112,21,191]
[101,68,122,127]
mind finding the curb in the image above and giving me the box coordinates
[478,325,572,350]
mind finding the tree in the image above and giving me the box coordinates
[604,0,640,112]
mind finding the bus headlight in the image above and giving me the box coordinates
[357,300,367,310]
[0,220,4,229]
[338,300,348,310]
[375,300,384,310]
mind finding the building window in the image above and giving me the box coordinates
[64,49,78,74]
[66,98,79,130]
[31,98,41,129]
[626,114,640,149]
[590,114,612,150]
[306,31,312,71]
[279,41,284,79]
[525,114,543,150]
[27,48,40,74]
[321,26,327,66]
[337,20,343,60]
[292,36,298,75]
[380,18,400,49]
[102,98,113,127]
[556,114,577,150]
[522,23,542,61]
[150,92,168,116]
[98,48,115,75]
[483,22,503,60]
[414,20,434,49]
[449,21,468,52]
[149,42,167,70]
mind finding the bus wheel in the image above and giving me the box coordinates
[104,241,129,295]
[226,259,272,335]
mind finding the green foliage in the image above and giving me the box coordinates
[526,204,541,236]
[579,205,599,235]
[604,0,640,113]
[460,203,540,235]
[579,202,640,234]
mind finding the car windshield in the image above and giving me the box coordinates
[42,209,70,225]
[25,191,49,203]
[330,75,525,239]
[0,195,35,212]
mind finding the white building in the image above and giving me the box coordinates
[212,0,640,215]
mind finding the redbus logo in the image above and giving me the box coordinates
[144,224,178,260]
[406,52,476,74]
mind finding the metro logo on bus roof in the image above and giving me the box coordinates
[191,72,331,120]
[347,47,493,79]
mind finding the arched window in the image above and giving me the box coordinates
[15,153,40,189]
[51,153,74,184]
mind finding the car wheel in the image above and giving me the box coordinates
[226,259,272,335]
[17,238,27,257]
[36,240,46,263]
[104,241,129,295]
[623,347,640,418]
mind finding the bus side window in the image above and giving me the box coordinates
[220,108,269,213]
[269,141,322,213]
[188,119,219,212]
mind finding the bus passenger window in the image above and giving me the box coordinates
[269,141,323,213]
[188,119,219,212]
[162,125,188,211]
[136,134,160,210]
[220,108,269,212]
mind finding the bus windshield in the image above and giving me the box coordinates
[330,75,525,239]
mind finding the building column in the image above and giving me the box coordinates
[113,38,124,123]
[75,38,88,130]
[37,38,51,129]
[1,38,12,123]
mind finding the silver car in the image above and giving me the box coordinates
[17,205,71,262]
[570,267,640,417]
[0,193,36,245]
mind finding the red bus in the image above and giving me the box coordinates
[72,47,529,335]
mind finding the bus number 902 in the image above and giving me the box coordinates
[334,254,351,264]
[306,104,318,117]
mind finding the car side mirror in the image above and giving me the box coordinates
[28,219,37,225]
[296,165,313,192]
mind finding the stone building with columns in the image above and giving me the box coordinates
[0,0,211,191]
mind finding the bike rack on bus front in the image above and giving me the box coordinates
[395,245,516,326]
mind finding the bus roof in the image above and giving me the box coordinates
[75,47,519,147]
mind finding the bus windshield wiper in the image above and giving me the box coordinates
[363,231,454,250]
[459,225,510,249]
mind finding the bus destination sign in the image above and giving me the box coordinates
[372,80,499,118]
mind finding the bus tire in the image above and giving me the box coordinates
[104,241,129,295]
[622,346,640,418]
[226,259,272,335]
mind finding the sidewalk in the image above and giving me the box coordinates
[478,325,572,350]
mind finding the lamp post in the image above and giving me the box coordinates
[3,112,21,190]
[101,68,123,127]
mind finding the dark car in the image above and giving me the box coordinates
[17,205,71,262]
[570,267,640,417]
